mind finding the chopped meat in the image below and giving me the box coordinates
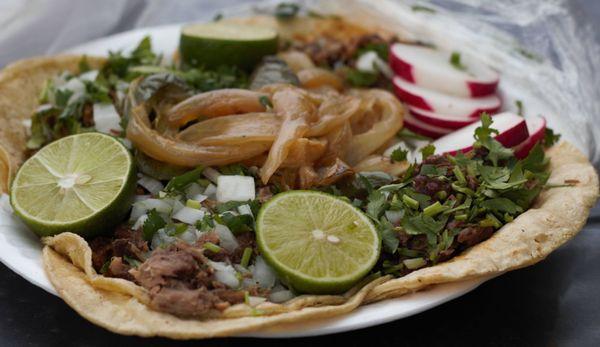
[257,186,274,203]
[457,226,494,247]
[422,154,452,168]
[413,175,451,198]
[467,175,479,191]
[81,103,94,127]
[132,243,249,318]
[106,257,133,281]
[88,225,149,274]
[407,235,428,252]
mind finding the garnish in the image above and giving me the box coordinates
[411,5,436,13]
[275,3,301,20]
[543,128,561,147]
[390,148,409,163]
[449,51,467,71]
[515,99,524,116]
[143,209,167,241]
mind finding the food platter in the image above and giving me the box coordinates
[0,24,492,338]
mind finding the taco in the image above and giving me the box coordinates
[1,1,598,339]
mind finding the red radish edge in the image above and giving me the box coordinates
[410,106,479,129]
[432,113,529,155]
[404,112,453,139]
[468,80,499,97]
[389,43,500,98]
[513,116,546,159]
[393,76,502,117]
[392,78,433,111]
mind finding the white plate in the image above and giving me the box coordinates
[0,25,491,338]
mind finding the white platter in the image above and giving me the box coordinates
[0,24,491,338]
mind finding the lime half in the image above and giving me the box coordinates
[11,133,135,237]
[179,22,278,70]
[256,191,381,294]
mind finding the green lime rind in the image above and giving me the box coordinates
[256,190,381,294]
[179,22,278,70]
[10,133,136,237]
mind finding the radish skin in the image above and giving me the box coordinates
[404,112,453,139]
[389,43,499,97]
[513,116,546,159]
[409,106,479,129]
[393,76,501,118]
[432,112,529,155]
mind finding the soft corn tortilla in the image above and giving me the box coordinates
[0,13,598,339]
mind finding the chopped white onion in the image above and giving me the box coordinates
[137,174,164,195]
[21,119,32,128]
[252,256,277,289]
[172,206,205,225]
[356,51,378,73]
[209,261,240,288]
[214,224,239,252]
[134,195,151,202]
[171,199,185,215]
[79,70,99,82]
[216,175,255,203]
[177,226,199,244]
[269,290,295,303]
[237,204,253,216]
[203,183,217,198]
[373,55,394,79]
[190,194,208,203]
[130,198,172,221]
[151,229,176,249]
[247,296,267,307]
[93,103,121,134]
[62,78,86,103]
[202,167,221,184]
[184,183,203,199]
[132,214,148,230]
[385,210,404,225]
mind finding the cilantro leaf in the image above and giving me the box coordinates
[474,113,514,166]
[390,148,408,162]
[275,3,300,20]
[366,190,389,220]
[217,212,254,234]
[346,69,379,87]
[480,198,523,215]
[143,210,166,241]
[543,127,561,147]
[378,218,399,254]
[450,52,467,71]
[164,167,204,193]
[420,144,436,160]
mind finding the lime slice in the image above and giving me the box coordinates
[10,133,136,237]
[179,22,278,70]
[256,191,381,294]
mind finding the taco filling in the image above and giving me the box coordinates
[0,3,597,339]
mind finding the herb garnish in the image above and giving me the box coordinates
[275,3,300,20]
[449,52,467,71]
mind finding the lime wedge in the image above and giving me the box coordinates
[179,22,278,70]
[256,191,381,294]
[10,133,135,237]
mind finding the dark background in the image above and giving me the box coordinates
[1,1,599,346]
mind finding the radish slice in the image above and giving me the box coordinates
[409,106,479,129]
[389,43,499,97]
[404,112,453,139]
[432,112,529,155]
[393,76,501,118]
[513,116,546,159]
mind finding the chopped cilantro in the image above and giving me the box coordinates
[275,3,300,20]
[259,95,273,110]
[412,5,436,13]
[515,100,524,116]
[346,68,379,87]
[420,144,436,160]
[164,167,205,193]
[449,52,467,71]
[543,128,561,147]
[390,148,408,162]
[143,210,166,241]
